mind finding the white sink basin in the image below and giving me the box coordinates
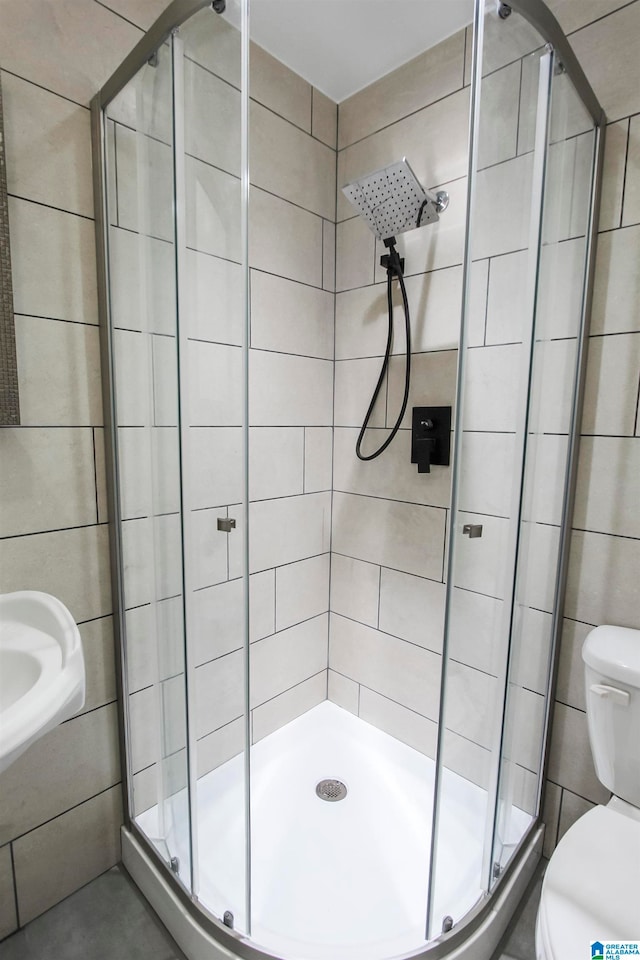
[0,591,85,774]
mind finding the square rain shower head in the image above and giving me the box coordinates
[341,158,441,242]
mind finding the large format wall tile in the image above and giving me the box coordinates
[253,672,326,742]
[333,427,451,509]
[14,316,102,426]
[251,100,336,220]
[335,267,462,360]
[330,554,380,628]
[0,0,141,105]
[275,554,330,631]
[0,844,17,940]
[250,493,331,573]
[569,2,640,122]
[195,650,244,739]
[332,492,446,581]
[2,72,93,216]
[565,529,640,628]
[359,687,438,758]
[0,427,97,537]
[250,42,312,132]
[623,115,640,227]
[250,187,323,286]
[184,57,241,177]
[590,225,640,335]
[9,198,98,324]
[250,614,329,708]
[185,156,241,262]
[378,568,445,654]
[329,614,441,721]
[581,333,640,436]
[338,29,465,150]
[186,250,242,346]
[312,89,337,149]
[0,704,120,845]
[12,785,122,926]
[249,351,333,426]
[574,436,640,539]
[0,524,111,623]
[249,427,305,501]
[250,270,334,359]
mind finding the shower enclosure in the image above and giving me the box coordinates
[91,0,604,957]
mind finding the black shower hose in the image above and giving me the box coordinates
[355,241,411,461]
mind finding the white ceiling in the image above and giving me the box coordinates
[247,0,474,103]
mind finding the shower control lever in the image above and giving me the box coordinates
[411,406,451,474]
[217,517,236,533]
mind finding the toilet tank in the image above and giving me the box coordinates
[582,625,640,806]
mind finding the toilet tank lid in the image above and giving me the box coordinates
[582,625,640,687]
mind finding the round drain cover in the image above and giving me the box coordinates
[316,779,347,802]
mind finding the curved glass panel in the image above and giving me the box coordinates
[103,2,249,930]
[105,40,193,887]
[428,0,554,938]
[490,67,596,884]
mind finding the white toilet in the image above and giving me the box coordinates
[536,624,640,959]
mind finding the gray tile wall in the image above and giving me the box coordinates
[328,29,468,765]
[0,0,169,936]
[540,0,640,858]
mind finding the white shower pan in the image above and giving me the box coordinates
[137,701,533,960]
[0,590,85,774]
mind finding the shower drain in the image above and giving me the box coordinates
[316,779,348,802]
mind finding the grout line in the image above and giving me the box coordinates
[337,83,468,154]
[618,118,631,229]
[331,610,443,659]
[0,67,91,111]
[112,120,120,229]
[0,521,109,542]
[7,192,94,223]
[9,841,20,931]
[377,565,382,630]
[462,26,468,88]
[273,566,278,634]
[14,312,99,329]
[515,58,524,156]
[566,0,638,38]
[483,258,491,345]
[94,0,147,32]
[7,782,122,846]
[92,428,100,524]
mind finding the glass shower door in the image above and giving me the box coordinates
[426,0,554,938]
[175,4,250,934]
[489,61,597,884]
[102,1,250,929]
[104,41,193,886]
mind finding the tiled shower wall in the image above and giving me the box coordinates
[328,29,467,758]
[325,18,565,807]
[541,0,640,856]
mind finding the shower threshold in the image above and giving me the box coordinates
[137,701,532,960]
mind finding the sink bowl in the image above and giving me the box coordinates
[0,591,85,774]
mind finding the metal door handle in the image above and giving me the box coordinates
[217,518,236,533]
[462,524,483,538]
